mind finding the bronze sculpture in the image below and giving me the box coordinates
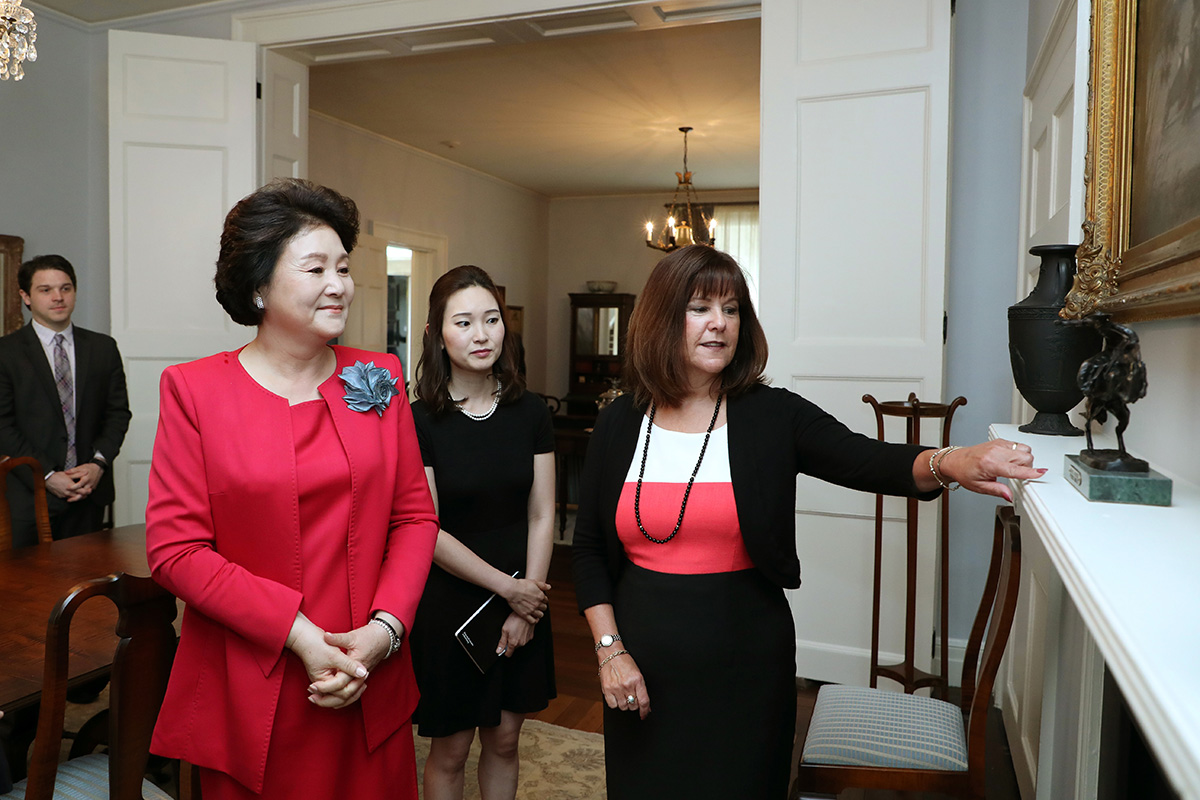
[1075,313,1148,472]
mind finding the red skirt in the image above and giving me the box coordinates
[199,654,417,799]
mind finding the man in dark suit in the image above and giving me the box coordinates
[0,255,131,546]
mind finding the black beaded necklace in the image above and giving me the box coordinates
[633,394,724,544]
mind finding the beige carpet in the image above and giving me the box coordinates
[414,720,606,800]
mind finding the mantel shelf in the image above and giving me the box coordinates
[991,423,1200,799]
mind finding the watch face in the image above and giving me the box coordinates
[600,634,615,648]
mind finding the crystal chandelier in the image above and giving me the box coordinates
[644,126,716,253]
[1,0,37,81]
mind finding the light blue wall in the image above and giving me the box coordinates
[943,0,1030,639]
[0,11,108,331]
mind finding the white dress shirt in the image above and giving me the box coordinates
[30,319,76,419]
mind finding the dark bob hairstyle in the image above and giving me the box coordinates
[214,178,359,326]
[624,244,767,408]
[414,265,526,415]
[19,254,77,295]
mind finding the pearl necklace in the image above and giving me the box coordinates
[455,377,501,421]
[633,394,723,544]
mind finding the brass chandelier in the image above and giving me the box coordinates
[645,126,716,253]
[0,0,36,81]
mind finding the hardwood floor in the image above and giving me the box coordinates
[528,544,604,733]
[532,544,1021,799]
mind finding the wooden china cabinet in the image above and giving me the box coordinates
[565,292,635,418]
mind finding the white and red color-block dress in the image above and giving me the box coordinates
[603,415,797,800]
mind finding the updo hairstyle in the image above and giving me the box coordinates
[214,178,359,326]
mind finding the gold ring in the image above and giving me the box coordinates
[1011,443,1018,450]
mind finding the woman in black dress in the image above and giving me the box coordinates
[572,245,1043,798]
[410,265,556,800]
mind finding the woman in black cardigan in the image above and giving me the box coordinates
[571,245,1041,799]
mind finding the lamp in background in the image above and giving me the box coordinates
[645,126,717,253]
[1,0,36,81]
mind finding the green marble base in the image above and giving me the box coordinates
[1064,454,1173,507]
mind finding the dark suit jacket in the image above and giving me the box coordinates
[0,323,131,512]
[572,384,940,611]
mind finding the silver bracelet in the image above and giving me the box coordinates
[929,445,962,490]
[597,649,630,675]
[370,617,400,658]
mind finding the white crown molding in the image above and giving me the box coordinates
[30,0,292,32]
[110,0,294,30]
[235,0,657,46]
[25,2,94,33]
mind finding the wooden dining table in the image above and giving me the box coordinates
[0,524,167,714]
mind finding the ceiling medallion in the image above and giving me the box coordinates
[645,126,716,253]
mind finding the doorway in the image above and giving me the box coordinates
[385,244,412,382]
[373,223,448,395]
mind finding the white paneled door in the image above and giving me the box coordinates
[260,48,308,185]
[108,30,257,525]
[758,0,953,684]
[341,233,389,354]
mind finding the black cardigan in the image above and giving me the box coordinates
[571,384,939,612]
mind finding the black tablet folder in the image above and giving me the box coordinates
[454,571,520,674]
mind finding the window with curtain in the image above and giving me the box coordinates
[715,204,760,308]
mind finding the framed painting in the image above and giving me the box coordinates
[506,305,524,338]
[0,236,24,336]
[1064,0,1200,320]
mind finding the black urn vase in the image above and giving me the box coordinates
[1008,244,1102,436]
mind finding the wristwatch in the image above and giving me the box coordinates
[594,634,622,652]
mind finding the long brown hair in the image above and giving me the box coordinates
[624,245,767,408]
[415,265,525,414]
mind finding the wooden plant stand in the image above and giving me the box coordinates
[862,392,967,697]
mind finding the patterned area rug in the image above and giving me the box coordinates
[414,720,606,800]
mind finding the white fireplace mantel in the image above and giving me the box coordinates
[991,423,1200,798]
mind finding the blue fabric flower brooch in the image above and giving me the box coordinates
[339,361,401,417]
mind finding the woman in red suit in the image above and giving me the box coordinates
[145,179,439,799]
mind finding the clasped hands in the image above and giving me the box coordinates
[45,463,103,502]
[497,575,550,658]
[287,612,397,709]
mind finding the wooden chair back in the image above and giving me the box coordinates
[0,456,52,549]
[959,504,1023,780]
[21,573,177,800]
[791,505,1022,799]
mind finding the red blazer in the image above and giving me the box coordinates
[145,346,438,792]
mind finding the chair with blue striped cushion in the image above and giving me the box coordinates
[791,506,1022,800]
[0,754,171,800]
[0,573,177,800]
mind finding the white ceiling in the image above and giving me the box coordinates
[305,19,760,197]
[30,0,762,197]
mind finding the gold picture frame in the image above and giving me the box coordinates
[1064,0,1200,321]
[0,236,24,336]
